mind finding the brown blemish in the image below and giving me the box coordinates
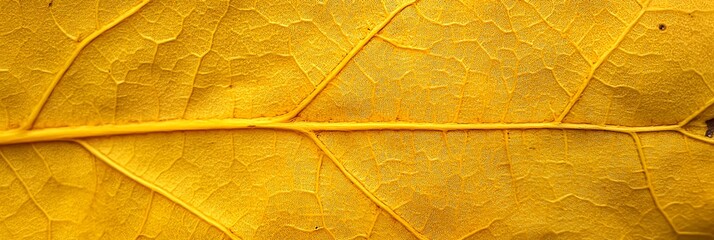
[705,119,714,138]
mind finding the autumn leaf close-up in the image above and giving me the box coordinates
[1,0,714,239]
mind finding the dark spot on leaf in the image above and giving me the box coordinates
[315,226,319,230]
[658,24,667,31]
[705,119,714,138]
[48,0,52,7]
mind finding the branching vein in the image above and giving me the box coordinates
[272,0,418,122]
[555,0,652,123]
[300,129,428,240]
[74,140,242,240]
[20,0,151,130]
[629,133,677,233]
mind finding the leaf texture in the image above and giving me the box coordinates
[1,0,713,239]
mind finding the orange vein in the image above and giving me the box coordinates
[629,133,678,234]
[21,0,151,130]
[555,0,651,123]
[74,140,242,240]
[272,1,417,122]
[300,130,428,240]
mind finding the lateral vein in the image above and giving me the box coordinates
[300,130,428,240]
[629,133,679,234]
[21,0,151,130]
[555,0,651,123]
[678,97,714,127]
[272,0,418,122]
[74,140,242,240]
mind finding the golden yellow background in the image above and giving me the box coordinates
[0,0,713,239]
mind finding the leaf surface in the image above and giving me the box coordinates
[1,0,713,239]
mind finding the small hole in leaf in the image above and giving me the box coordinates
[658,24,667,31]
[705,119,714,138]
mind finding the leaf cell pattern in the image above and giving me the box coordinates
[0,0,713,239]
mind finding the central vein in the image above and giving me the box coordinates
[0,119,682,145]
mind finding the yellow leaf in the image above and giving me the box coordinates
[0,0,713,239]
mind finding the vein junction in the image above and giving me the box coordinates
[6,0,713,239]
